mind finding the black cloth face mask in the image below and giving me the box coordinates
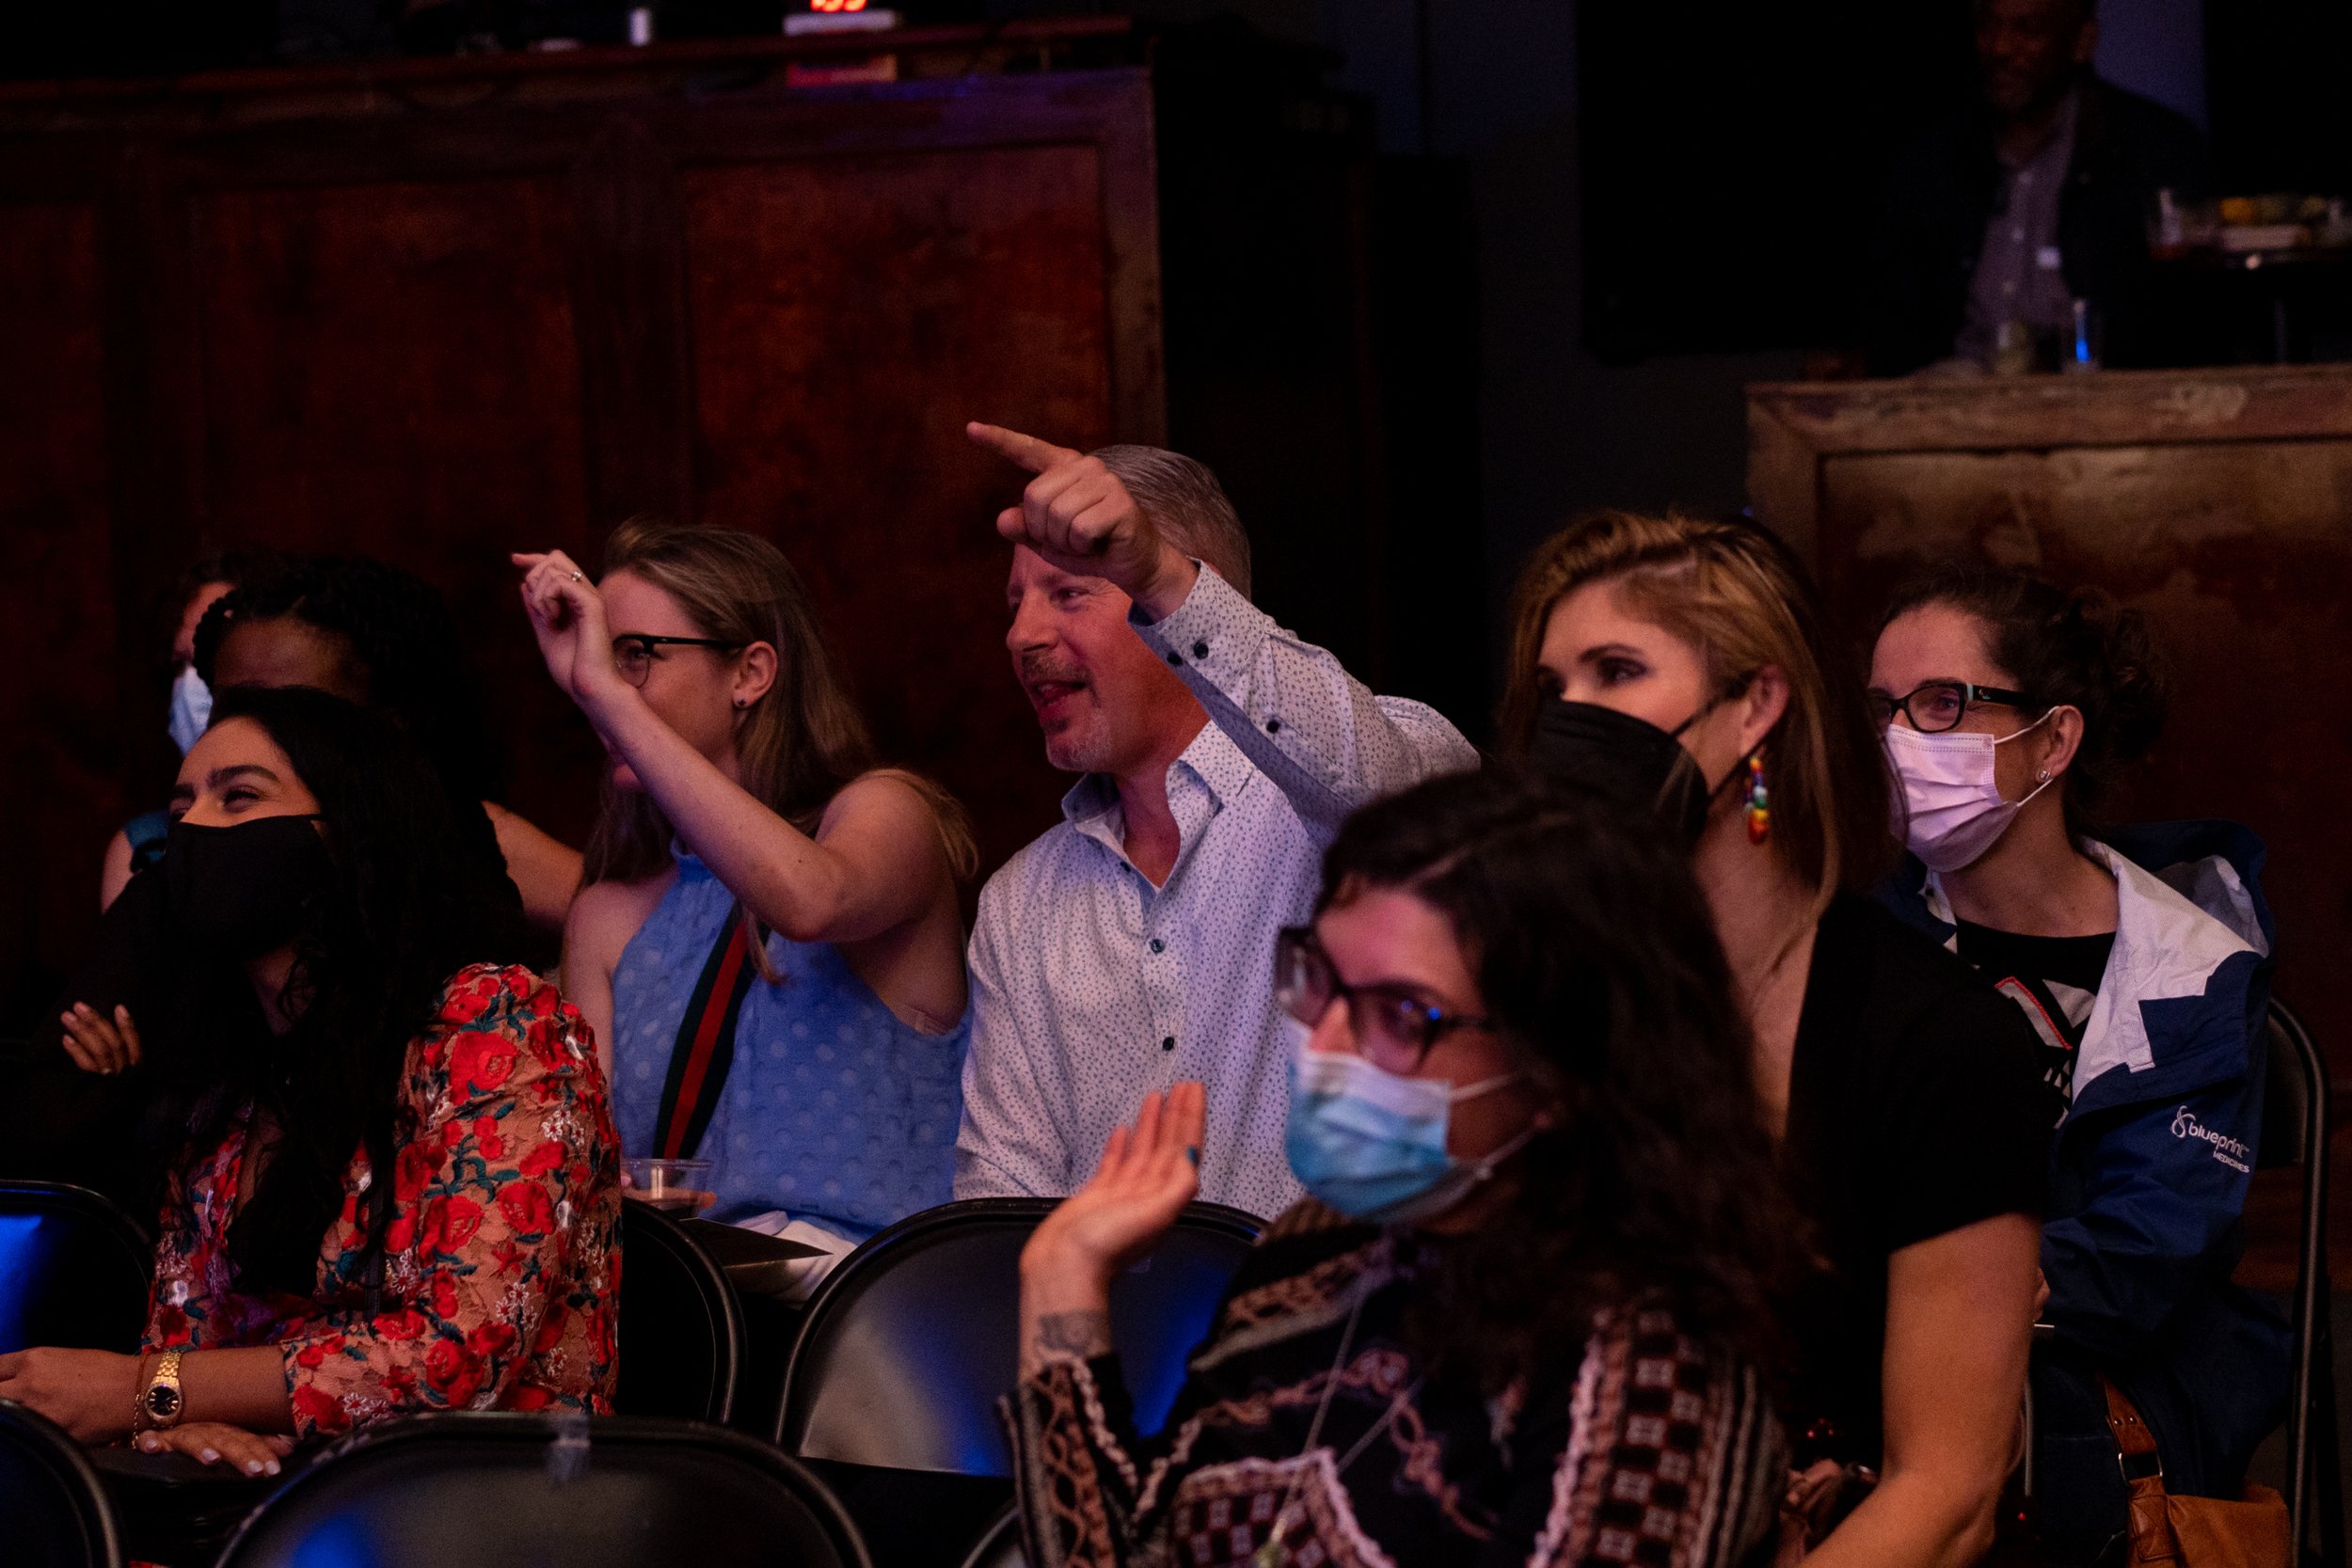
[1526,698,1724,847]
[163,815,335,960]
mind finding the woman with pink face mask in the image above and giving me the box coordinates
[1869,566,2289,1566]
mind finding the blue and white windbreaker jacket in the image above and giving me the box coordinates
[1883,820,2293,1484]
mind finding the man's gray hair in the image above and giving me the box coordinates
[1092,444,1253,599]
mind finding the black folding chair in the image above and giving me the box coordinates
[777,1197,1261,1473]
[2260,1000,2341,1566]
[615,1198,746,1425]
[0,1398,123,1568]
[775,1198,1260,1568]
[0,1180,152,1354]
[217,1413,870,1568]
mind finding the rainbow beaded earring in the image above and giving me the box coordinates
[1744,751,1771,845]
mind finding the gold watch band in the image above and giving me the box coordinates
[139,1347,187,1432]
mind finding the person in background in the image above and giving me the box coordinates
[1864,0,2210,376]
[8,686,618,1477]
[517,516,973,1272]
[954,423,1477,1219]
[1007,769,1798,1568]
[1505,511,2047,1568]
[195,554,580,931]
[1869,566,2289,1563]
[101,547,283,909]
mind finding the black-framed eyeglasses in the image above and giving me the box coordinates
[611,634,747,689]
[1867,680,2037,735]
[1273,927,1492,1075]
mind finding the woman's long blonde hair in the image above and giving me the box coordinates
[581,515,978,894]
[1501,510,1890,900]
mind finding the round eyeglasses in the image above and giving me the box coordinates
[1866,680,2036,735]
[1272,927,1491,1075]
[611,634,746,689]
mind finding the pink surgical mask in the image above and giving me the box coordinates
[1883,712,2058,872]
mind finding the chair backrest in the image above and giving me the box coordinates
[0,1399,123,1568]
[615,1199,745,1425]
[2250,998,2336,1560]
[218,1413,869,1568]
[0,1181,153,1354]
[776,1198,1262,1475]
[2256,1000,2325,1172]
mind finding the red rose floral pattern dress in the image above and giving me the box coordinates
[142,963,623,1439]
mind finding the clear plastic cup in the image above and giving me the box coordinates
[622,1157,715,1212]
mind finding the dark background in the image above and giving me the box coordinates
[1,0,2345,1035]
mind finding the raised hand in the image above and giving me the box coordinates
[965,421,1194,615]
[59,1002,142,1075]
[1016,1081,1206,1379]
[512,550,628,711]
[1033,1082,1205,1283]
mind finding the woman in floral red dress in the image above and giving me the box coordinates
[0,686,620,1475]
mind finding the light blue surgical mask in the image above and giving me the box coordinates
[1283,1022,1533,1226]
[167,665,213,756]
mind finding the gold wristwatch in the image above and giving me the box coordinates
[138,1348,186,1432]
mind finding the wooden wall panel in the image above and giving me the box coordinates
[182,175,603,825]
[0,57,1162,1025]
[0,201,120,1020]
[681,145,1114,864]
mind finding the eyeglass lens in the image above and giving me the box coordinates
[1275,933,1433,1073]
[1871,681,1969,733]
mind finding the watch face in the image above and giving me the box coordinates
[146,1385,183,1419]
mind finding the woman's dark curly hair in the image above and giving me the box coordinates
[1316,767,1813,1388]
[191,554,507,803]
[166,687,534,1295]
[1878,564,2170,839]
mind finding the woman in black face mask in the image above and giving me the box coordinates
[1504,512,2051,1568]
[5,687,621,1486]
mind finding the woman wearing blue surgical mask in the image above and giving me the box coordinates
[1870,568,2289,1565]
[1007,768,1804,1568]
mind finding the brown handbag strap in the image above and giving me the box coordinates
[2100,1375,2168,1486]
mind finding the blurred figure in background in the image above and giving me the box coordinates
[954,423,1476,1219]
[101,547,283,909]
[1865,0,2210,376]
[520,517,973,1277]
[195,554,575,933]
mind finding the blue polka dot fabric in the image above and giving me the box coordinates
[610,850,967,1234]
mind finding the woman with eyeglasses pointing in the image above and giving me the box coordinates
[516,517,975,1266]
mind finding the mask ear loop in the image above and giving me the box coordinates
[1444,1069,1521,1106]
[1668,666,1774,789]
[1992,705,2070,810]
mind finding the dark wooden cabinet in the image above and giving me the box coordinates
[0,37,1162,1023]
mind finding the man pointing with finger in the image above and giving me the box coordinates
[953,423,1477,1217]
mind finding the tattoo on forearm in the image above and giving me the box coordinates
[1027,1310,1112,1372]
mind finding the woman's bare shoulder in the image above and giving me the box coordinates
[565,869,675,954]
